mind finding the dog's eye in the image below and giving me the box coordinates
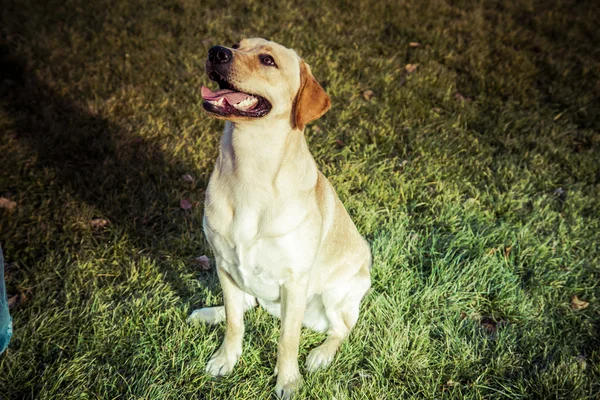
[259,55,277,67]
[232,43,240,49]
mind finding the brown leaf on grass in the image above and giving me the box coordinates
[362,90,375,100]
[409,42,422,47]
[455,92,471,103]
[181,174,194,183]
[405,63,418,74]
[504,246,513,259]
[8,291,29,309]
[480,317,497,334]
[0,197,17,210]
[194,255,211,270]
[180,199,192,210]
[459,311,467,320]
[335,139,345,147]
[481,322,497,334]
[570,295,589,311]
[91,218,109,229]
[8,294,19,309]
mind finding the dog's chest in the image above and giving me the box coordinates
[204,195,315,301]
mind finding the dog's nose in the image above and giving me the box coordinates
[208,46,233,64]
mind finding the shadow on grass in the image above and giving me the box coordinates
[0,40,213,303]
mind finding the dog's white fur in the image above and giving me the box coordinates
[189,38,371,398]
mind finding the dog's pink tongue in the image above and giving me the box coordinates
[201,85,252,104]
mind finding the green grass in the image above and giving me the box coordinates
[1,0,599,398]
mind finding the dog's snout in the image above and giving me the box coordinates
[208,46,233,64]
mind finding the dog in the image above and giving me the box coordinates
[189,38,372,399]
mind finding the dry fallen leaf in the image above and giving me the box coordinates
[480,317,497,335]
[335,139,345,147]
[571,295,589,311]
[8,294,19,309]
[482,322,497,334]
[504,246,513,259]
[0,197,17,210]
[362,89,375,100]
[181,174,194,183]
[180,199,192,210]
[405,63,418,74]
[91,218,109,229]
[194,255,211,270]
[455,92,471,103]
[409,42,422,47]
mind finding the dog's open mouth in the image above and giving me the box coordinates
[201,72,271,118]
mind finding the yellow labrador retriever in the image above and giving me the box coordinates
[189,38,371,398]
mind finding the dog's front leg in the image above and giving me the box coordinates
[205,266,246,376]
[274,277,308,399]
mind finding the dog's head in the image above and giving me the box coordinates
[201,38,330,130]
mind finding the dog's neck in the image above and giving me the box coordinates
[217,119,317,190]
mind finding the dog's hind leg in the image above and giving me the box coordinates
[305,265,370,373]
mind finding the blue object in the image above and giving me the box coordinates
[0,245,12,353]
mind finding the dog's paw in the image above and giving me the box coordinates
[274,378,301,399]
[188,306,226,325]
[205,346,240,377]
[274,369,301,399]
[305,345,335,373]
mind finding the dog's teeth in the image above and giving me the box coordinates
[209,96,257,110]
[233,97,258,110]
[209,98,226,107]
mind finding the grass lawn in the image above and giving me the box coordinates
[1,0,599,398]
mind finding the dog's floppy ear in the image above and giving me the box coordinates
[291,61,331,131]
